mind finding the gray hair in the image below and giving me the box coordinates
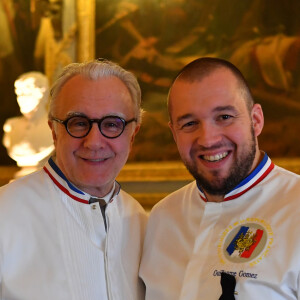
[49,59,143,123]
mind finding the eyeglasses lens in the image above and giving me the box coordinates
[101,117,124,137]
[67,116,90,137]
[66,116,125,138]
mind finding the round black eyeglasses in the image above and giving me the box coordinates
[51,115,137,139]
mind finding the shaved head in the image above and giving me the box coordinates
[168,57,254,122]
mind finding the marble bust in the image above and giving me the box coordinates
[3,72,54,170]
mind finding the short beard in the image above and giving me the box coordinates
[185,127,257,196]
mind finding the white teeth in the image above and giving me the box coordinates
[89,158,105,162]
[203,152,228,162]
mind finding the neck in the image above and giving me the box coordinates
[205,193,225,203]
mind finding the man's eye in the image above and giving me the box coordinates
[69,118,88,128]
[219,114,233,121]
[180,121,198,130]
[104,122,117,128]
[76,121,88,127]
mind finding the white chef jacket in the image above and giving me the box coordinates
[140,153,300,299]
[0,157,147,300]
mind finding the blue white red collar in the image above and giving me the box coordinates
[43,157,120,204]
[198,153,275,202]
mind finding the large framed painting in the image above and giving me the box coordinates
[0,0,300,165]
[94,0,300,162]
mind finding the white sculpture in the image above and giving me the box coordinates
[3,72,54,174]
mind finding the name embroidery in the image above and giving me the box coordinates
[213,269,258,279]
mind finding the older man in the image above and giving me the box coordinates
[0,59,147,300]
[140,57,300,299]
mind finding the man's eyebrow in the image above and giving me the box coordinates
[175,113,194,124]
[66,111,87,118]
[174,105,239,122]
[174,105,239,124]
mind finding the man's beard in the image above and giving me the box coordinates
[184,127,257,196]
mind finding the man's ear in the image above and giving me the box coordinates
[130,124,140,146]
[251,103,264,137]
[168,121,177,143]
[48,120,57,146]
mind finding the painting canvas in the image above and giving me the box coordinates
[0,0,300,165]
[95,0,300,162]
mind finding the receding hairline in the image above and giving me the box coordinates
[49,59,143,123]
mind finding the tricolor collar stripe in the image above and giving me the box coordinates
[225,154,272,198]
[224,162,274,201]
[199,193,206,202]
[231,153,268,191]
[48,157,84,195]
[198,154,274,202]
[43,166,89,204]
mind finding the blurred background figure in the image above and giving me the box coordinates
[3,71,54,176]
[34,0,77,84]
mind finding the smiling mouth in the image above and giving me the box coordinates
[84,158,107,162]
[201,151,229,162]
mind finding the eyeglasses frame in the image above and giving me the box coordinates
[51,115,137,139]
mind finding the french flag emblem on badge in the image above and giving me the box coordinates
[226,226,264,258]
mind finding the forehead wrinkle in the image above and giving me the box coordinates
[212,105,238,113]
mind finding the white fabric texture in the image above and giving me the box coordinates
[140,156,300,300]
[0,159,147,300]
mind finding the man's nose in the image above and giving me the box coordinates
[83,123,107,149]
[195,122,222,148]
